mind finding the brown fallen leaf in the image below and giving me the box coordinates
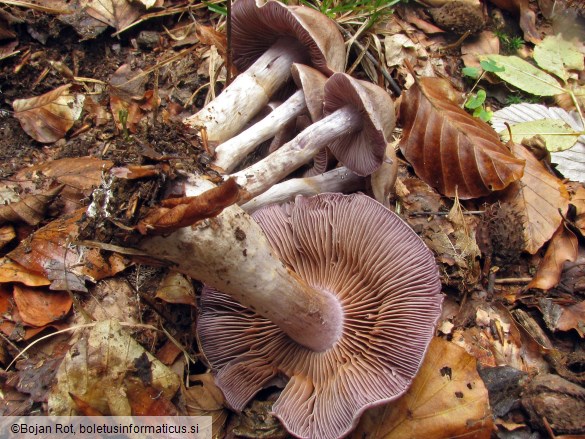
[0,225,16,250]
[8,210,127,284]
[136,178,240,235]
[399,77,525,199]
[500,142,570,254]
[12,284,72,327]
[461,31,500,71]
[13,84,84,143]
[571,185,585,236]
[0,185,63,226]
[488,0,541,43]
[556,301,585,337]
[83,0,145,32]
[0,257,51,287]
[352,337,493,439]
[126,376,179,416]
[155,271,196,306]
[109,64,148,134]
[185,373,228,439]
[49,320,181,416]
[528,223,578,290]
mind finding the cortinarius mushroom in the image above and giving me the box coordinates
[184,0,344,144]
[232,72,395,202]
[198,193,443,439]
[212,63,327,173]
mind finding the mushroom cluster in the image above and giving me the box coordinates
[139,1,443,438]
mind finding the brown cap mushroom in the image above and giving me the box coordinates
[184,0,345,143]
[232,73,396,202]
[198,192,443,439]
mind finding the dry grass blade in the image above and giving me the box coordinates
[399,77,525,199]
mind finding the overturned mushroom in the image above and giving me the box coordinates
[232,72,395,202]
[212,63,327,173]
[184,0,344,144]
[198,193,443,439]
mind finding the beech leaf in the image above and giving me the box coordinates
[500,143,570,254]
[12,284,72,327]
[352,337,493,439]
[82,0,144,32]
[483,55,564,96]
[399,77,525,199]
[528,224,578,290]
[0,185,64,226]
[499,119,582,152]
[13,84,84,143]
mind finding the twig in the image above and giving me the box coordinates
[494,277,533,284]
[409,210,485,216]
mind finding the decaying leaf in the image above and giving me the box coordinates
[125,376,179,416]
[0,257,50,287]
[399,77,525,199]
[483,55,563,96]
[498,119,582,153]
[0,185,64,226]
[136,178,240,235]
[13,84,84,143]
[500,142,570,254]
[528,223,578,290]
[352,337,493,439]
[8,209,127,284]
[533,34,584,82]
[12,284,72,327]
[491,103,585,182]
[461,31,500,71]
[49,319,181,415]
[185,373,228,439]
[555,301,585,337]
[572,185,585,234]
[82,0,145,32]
[155,271,196,306]
[0,225,16,250]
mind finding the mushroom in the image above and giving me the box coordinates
[184,0,345,144]
[232,72,395,202]
[198,192,443,439]
[212,63,327,173]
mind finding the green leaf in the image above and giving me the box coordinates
[480,59,505,73]
[474,107,492,122]
[462,66,480,79]
[482,55,564,96]
[533,35,584,82]
[498,119,582,152]
[465,89,486,109]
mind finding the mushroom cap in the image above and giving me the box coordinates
[324,73,396,176]
[291,63,327,122]
[232,0,345,75]
[198,193,443,439]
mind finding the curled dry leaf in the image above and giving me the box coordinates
[48,320,181,416]
[528,223,578,290]
[12,284,72,327]
[399,77,525,199]
[13,84,84,143]
[500,143,570,254]
[155,271,196,306]
[0,185,63,226]
[0,257,50,287]
[555,301,585,337]
[0,225,16,250]
[352,337,493,439]
[136,178,240,235]
[185,373,228,439]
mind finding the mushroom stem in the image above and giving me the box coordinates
[139,176,343,352]
[213,89,307,172]
[233,105,363,202]
[184,38,307,144]
[241,167,364,213]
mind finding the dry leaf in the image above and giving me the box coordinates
[0,185,63,226]
[0,257,51,287]
[136,178,240,235]
[500,143,570,254]
[528,223,578,290]
[8,209,127,284]
[572,185,585,234]
[186,373,228,438]
[13,84,84,143]
[352,337,493,439]
[556,301,585,337]
[82,0,144,32]
[461,31,500,71]
[49,320,180,415]
[399,77,525,199]
[125,376,179,416]
[0,225,16,250]
[155,271,196,306]
[12,284,72,327]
